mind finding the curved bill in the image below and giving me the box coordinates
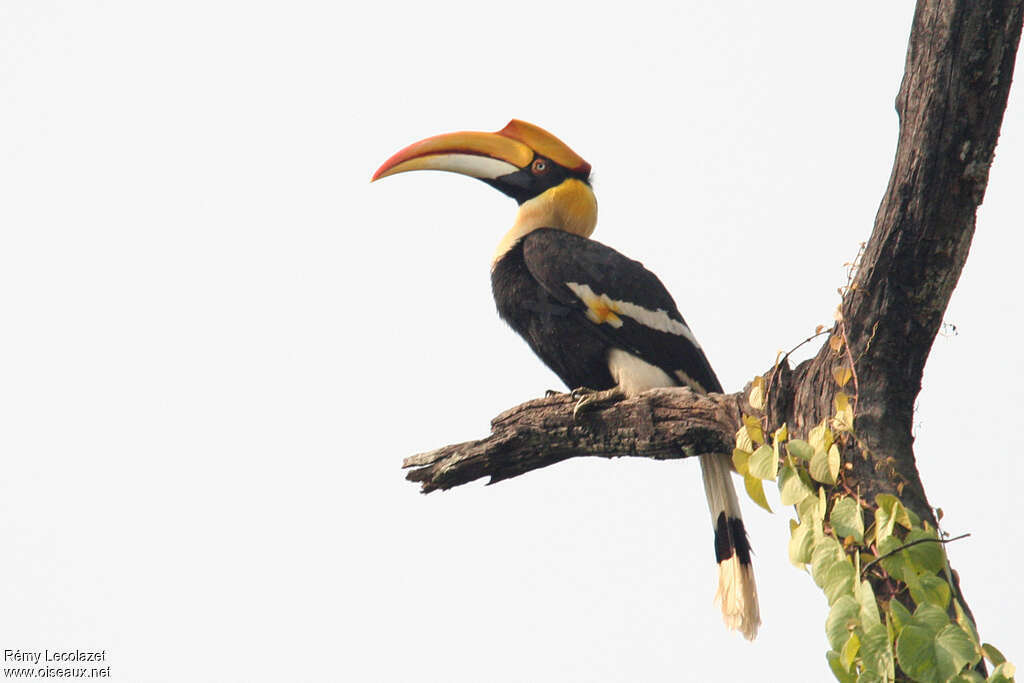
[371,130,534,182]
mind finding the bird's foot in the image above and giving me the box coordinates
[545,389,564,398]
[570,386,625,419]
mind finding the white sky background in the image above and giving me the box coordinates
[1,1,1021,681]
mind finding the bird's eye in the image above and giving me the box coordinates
[531,158,549,175]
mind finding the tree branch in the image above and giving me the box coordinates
[403,387,747,493]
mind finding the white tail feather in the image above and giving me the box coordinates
[700,452,761,640]
[714,556,760,641]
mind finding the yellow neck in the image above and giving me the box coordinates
[492,179,598,266]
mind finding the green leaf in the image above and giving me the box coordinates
[896,605,974,681]
[831,497,865,542]
[876,535,907,579]
[897,624,942,681]
[735,425,754,453]
[840,631,861,671]
[787,438,814,461]
[749,443,777,481]
[828,444,842,479]
[907,574,951,610]
[911,603,953,633]
[876,494,913,530]
[833,365,853,388]
[812,536,846,589]
[875,503,898,545]
[833,391,854,432]
[798,488,827,524]
[877,533,948,601]
[887,600,912,633]
[743,472,771,512]
[988,662,1017,683]
[954,671,986,683]
[779,464,814,506]
[743,415,764,445]
[875,493,897,513]
[904,528,945,574]
[934,624,982,678]
[810,446,840,484]
[732,448,751,475]
[856,580,882,629]
[823,556,857,606]
[789,518,815,567]
[773,422,788,444]
[954,601,980,647]
[809,419,833,454]
[749,376,765,410]
[859,623,894,680]
[982,643,1006,667]
[827,650,857,683]
[827,595,861,651]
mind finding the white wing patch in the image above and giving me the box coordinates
[565,282,624,327]
[565,282,702,348]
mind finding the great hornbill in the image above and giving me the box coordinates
[372,120,760,640]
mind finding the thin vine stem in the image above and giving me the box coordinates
[861,533,971,577]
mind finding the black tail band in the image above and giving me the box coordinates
[713,511,753,566]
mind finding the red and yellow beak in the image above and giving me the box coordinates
[371,119,590,182]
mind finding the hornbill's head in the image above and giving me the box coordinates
[372,120,598,256]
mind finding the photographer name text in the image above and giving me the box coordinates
[4,650,107,666]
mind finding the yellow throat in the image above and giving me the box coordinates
[492,179,598,266]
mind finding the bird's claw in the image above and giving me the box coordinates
[569,386,596,401]
[570,387,625,420]
[572,396,593,420]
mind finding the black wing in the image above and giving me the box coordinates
[521,229,723,393]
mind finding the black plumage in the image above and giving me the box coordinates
[491,228,721,395]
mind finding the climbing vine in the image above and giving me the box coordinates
[734,338,1015,681]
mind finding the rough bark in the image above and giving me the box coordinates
[404,388,746,493]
